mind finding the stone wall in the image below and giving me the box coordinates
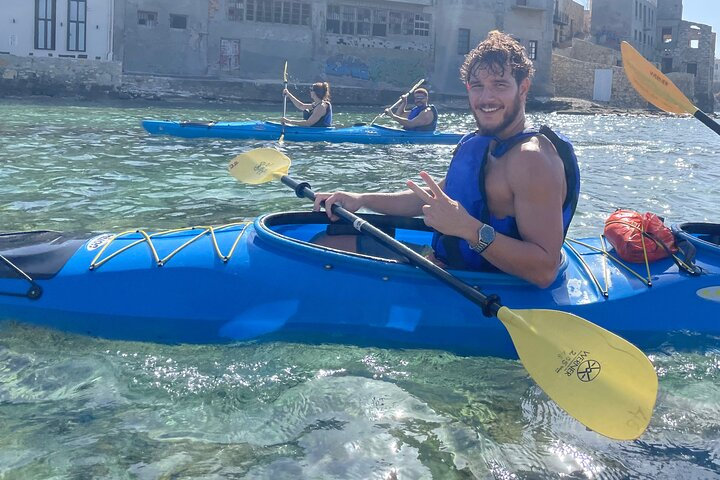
[552,53,647,108]
[118,73,443,106]
[555,38,620,66]
[666,72,696,100]
[0,54,122,97]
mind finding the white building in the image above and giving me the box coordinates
[0,0,115,61]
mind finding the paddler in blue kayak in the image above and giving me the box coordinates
[384,87,438,131]
[312,31,580,288]
[281,81,333,127]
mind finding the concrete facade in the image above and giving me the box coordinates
[659,20,715,112]
[396,0,554,96]
[0,0,115,61]
[431,0,555,97]
[553,0,586,47]
[114,0,555,98]
[656,0,715,112]
[116,0,209,75]
[498,0,555,97]
[591,0,657,59]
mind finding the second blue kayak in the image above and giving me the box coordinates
[141,120,464,145]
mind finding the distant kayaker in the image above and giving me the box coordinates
[384,87,438,131]
[311,31,580,289]
[281,82,333,127]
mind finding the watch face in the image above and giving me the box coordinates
[480,224,495,243]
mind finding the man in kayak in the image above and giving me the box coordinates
[384,87,438,131]
[281,82,333,127]
[312,31,580,288]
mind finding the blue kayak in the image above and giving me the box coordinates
[0,212,718,357]
[141,120,463,145]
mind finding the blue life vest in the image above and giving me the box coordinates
[303,101,333,127]
[406,105,438,131]
[431,126,581,271]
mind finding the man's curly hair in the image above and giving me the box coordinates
[460,30,535,85]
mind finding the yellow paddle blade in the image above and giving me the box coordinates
[228,148,290,185]
[621,41,696,115]
[497,306,657,440]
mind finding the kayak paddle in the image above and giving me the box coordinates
[621,41,720,136]
[228,148,658,441]
[280,61,288,143]
[370,78,425,125]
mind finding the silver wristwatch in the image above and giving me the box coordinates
[470,224,495,254]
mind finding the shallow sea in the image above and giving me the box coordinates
[0,98,719,479]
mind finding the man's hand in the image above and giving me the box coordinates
[407,172,473,238]
[313,191,365,222]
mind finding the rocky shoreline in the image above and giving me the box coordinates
[0,91,674,117]
[0,76,700,117]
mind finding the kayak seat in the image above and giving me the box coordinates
[0,230,86,280]
[263,212,431,236]
[325,215,431,239]
[261,211,433,248]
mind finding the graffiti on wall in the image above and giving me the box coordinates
[324,53,426,87]
[325,54,370,80]
[367,57,424,86]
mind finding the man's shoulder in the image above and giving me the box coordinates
[514,134,561,159]
[506,136,563,174]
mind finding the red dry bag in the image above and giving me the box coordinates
[603,209,677,263]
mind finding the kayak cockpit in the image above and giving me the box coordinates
[674,222,720,256]
[260,211,431,246]
[253,211,559,287]
[0,231,86,280]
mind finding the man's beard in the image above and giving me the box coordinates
[473,92,523,137]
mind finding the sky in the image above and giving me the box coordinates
[576,0,720,55]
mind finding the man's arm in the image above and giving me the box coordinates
[394,94,409,116]
[313,179,446,221]
[385,107,434,130]
[408,142,566,288]
[467,143,566,287]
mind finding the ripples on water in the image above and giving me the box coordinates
[0,99,719,478]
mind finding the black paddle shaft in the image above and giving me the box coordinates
[694,110,720,136]
[281,175,502,317]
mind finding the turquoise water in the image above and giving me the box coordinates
[0,98,719,479]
